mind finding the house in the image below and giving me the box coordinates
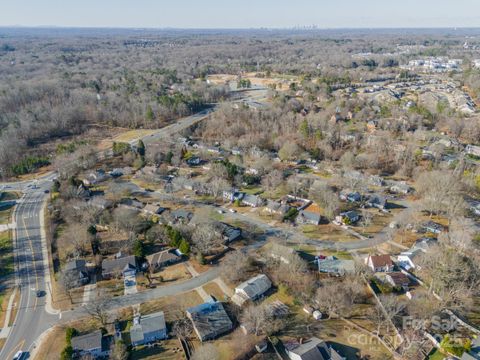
[366,194,388,210]
[119,198,144,211]
[339,210,360,224]
[64,259,89,287]
[147,249,182,272]
[269,243,296,264]
[296,203,322,225]
[339,190,361,203]
[143,203,165,216]
[76,183,92,199]
[385,272,410,290]
[216,222,242,243]
[285,337,345,360]
[110,168,124,178]
[71,331,111,359]
[83,170,109,186]
[397,248,424,271]
[242,194,264,208]
[297,210,322,225]
[88,196,113,210]
[171,209,193,223]
[186,301,233,341]
[461,336,480,360]
[232,274,272,306]
[369,175,385,186]
[266,300,290,318]
[366,254,394,272]
[389,181,412,194]
[265,200,291,216]
[421,221,444,234]
[130,311,167,346]
[102,255,138,279]
[186,156,202,166]
[318,258,355,276]
[397,237,436,270]
[223,189,245,202]
[466,144,480,158]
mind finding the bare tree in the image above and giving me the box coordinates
[111,340,128,360]
[309,181,339,220]
[84,292,111,326]
[221,251,253,283]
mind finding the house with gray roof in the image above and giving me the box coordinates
[318,258,355,276]
[296,210,321,225]
[130,311,167,346]
[232,274,272,306]
[186,301,233,341]
[147,249,182,272]
[71,330,111,359]
[285,337,345,360]
[102,255,138,279]
[265,200,291,216]
[242,194,265,208]
[366,194,388,210]
[64,259,89,287]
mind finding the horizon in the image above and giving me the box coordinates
[2,0,480,29]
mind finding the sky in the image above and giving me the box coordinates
[1,0,480,29]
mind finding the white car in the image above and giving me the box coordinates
[229,208,237,213]
[13,351,25,360]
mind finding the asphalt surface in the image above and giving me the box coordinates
[0,177,59,360]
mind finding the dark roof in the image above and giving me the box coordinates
[187,301,233,341]
[65,259,86,273]
[387,272,410,287]
[102,255,138,275]
[285,337,330,360]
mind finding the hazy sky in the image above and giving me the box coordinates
[2,0,480,28]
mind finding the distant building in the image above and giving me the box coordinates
[466,144,480,158]
[186,301,233,341]
[130,311,167,346]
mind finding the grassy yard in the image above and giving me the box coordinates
[300,224,357,242]
[202,281,227,301]
[0,192,20,202]
[130,340,185,360]
[139,290,203,321]
[0,204,14,225]
[0,231,14,277]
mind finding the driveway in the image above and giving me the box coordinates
[124,274,137,295]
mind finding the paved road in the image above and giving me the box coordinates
[61,265,221,323]
[0,179,59,360]
[0,88,270,357]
